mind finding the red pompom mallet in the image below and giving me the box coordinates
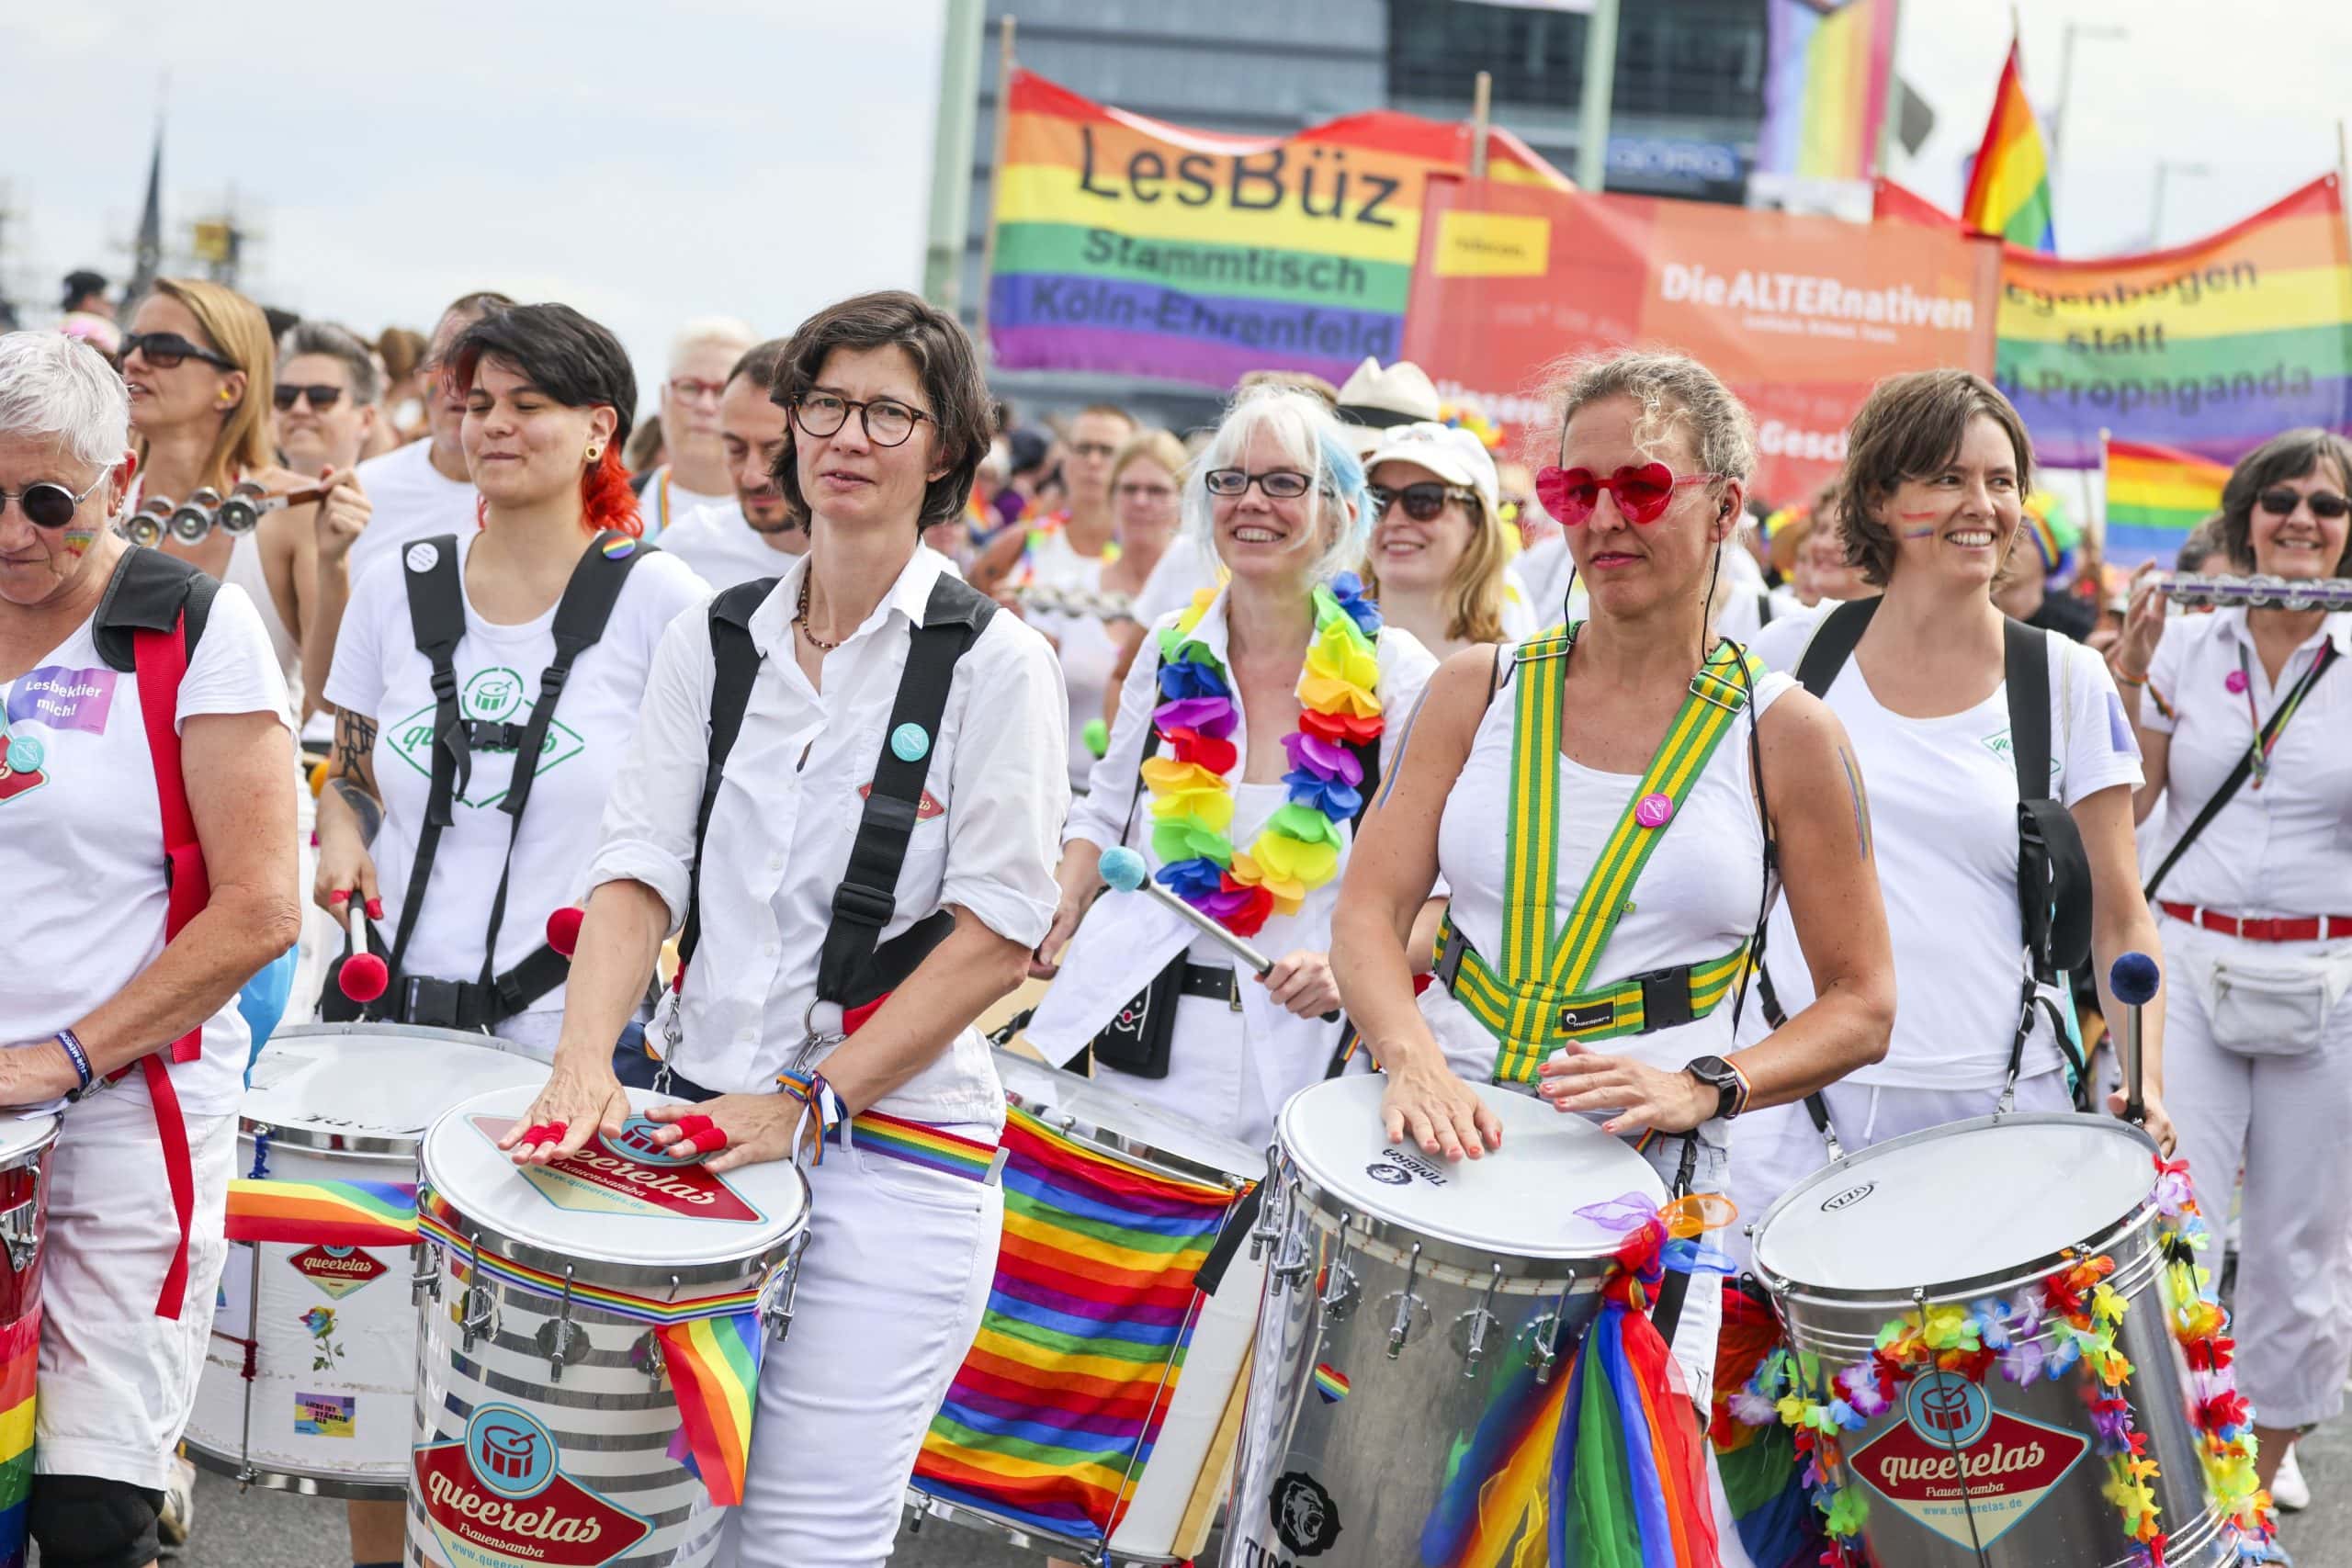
[338,900,388,1003]
[546,904,585,956]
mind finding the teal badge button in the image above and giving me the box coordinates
[6,735,42,773]
[890,723,931,762]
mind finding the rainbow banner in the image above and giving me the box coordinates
[911,1104,1238,1547]
[0,1313,33,1568]
[224,1178,416,1247]
[1962,39,2055,252]
[988,69,1567,388]
[2105,436,2233,567]
[654,1313,763,1507]
[1755,0,1898,183]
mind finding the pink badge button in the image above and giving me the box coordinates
[2225,669,2249,694]
[1634,792,1674,829]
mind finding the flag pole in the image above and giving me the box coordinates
[1470,70,1492,180]
[1574,0,1620,191]
[2097,424,2113,564]
[974,16,1017,364]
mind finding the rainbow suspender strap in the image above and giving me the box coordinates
[1440,626,1759,1085]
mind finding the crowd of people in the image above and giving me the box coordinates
[0,261,2343,1568]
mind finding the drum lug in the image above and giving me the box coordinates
[1270,1213,1313,1290]
[1385,1242,1430,1359]
[538,1266,582,1382]
[0,1163,40,1275]
[1451,1262,1507,1378]
[632,1329,669,1392]
[410,1240,441,1307]
[1317,1213,1360,1320]
[761,1233,812,1342]
[459,1230,497,1352]
[1532,1296,1572,1385]
[1247,1144,1284,1262]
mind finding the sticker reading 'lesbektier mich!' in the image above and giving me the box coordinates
[467,1116,763,1224]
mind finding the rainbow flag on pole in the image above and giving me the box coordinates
[224,1179,416,1247]
[654,1313,763,1506]
[1962,38,2056,253]
[2104,436,2233,567]
[1755,0,1899,183]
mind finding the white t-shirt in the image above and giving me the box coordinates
[1511,535,1583,633]
[1740,615,2143,1087]
[639,466,731,543]
[2,580,294,1116]
[348,440,481,582]
[322,535,711,1053]
[1022,530,1120,792]
[1132,541,1223,628]
[658,502,807,594]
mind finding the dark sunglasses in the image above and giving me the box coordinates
[1535,462,1723,526]
[1368,481,1477,523]
[2256,486,2351,521]
[274,383,346,412]
[120,332,237,373]
[1,472,109,529]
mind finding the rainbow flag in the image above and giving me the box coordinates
[1755,0,1898,182]
[1962,39,2056,252]
[654,1313,762,1506]
[2105,436,2233,567]
[225,1179,416,1247]
[910,1104,1238,1547]
[0,1313,33,1568]
[988,69,1566,389]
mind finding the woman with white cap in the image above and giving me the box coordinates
[1362,420,1534,660]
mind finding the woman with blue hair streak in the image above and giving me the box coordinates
[1027,386,1439,1148]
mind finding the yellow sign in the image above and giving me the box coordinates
[1432,210,1550,278]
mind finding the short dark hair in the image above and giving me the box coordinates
[768,290,992,531]
[447,302,637,436]
[442,289,515,324]
[1838,369,2034,586]
[2177,516,2230,574]
[62,270,108,311]
[727,337,792,395]
[2216,427,2352,576]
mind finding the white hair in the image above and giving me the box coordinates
[0,332,130,470]
[668,315,757,369]
[1179,385,1371,588]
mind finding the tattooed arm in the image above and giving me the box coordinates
[312,706,387,914]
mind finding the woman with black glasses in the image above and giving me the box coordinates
[1361,419,1534,659]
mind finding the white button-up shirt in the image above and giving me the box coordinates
[2143,607,2352,917]
[582,546,1068,1125]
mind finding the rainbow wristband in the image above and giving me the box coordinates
[775,1068,847,1162]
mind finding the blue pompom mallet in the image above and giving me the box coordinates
[1098,847,1272,976]
[2109,951,2161,1127]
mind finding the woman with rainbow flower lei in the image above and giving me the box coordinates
[1027,386,1437,1148]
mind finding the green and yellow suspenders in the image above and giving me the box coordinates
[1435,625,1763,1085]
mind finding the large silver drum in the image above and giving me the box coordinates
[1751,1113,2232,1566]
[1221,1075,1667,1566]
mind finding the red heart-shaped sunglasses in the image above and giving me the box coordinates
[1535,463,1724,525]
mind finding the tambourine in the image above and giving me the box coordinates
[2161,572,2352,611]
[120,481,327,547]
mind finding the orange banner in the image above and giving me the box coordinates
[1403,177,2000,502]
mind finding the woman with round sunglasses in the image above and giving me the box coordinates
[2117,428,2352,1509]
[1027,385,1439,1153]
[1361,420,1533,660]
[0,331,300,1568]
[1332,349,1894,1416]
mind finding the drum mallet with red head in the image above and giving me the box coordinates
[339,902,389,1004]
[2109,951,2160,1127]
[1099,847,1340,1022]
[545,905,585,957]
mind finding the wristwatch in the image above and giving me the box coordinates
[1684,1055,1747,1122]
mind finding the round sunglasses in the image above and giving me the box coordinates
[1,472,110,529]
[1535,462,1724,526]
[1368,480,1478,522]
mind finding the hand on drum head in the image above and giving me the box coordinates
[1381,1055,1503,1161]
[498,1061,631,1166]
[1538,1045,1714,1137]
[2105,1086,2177,1157]
[643,1094,798,1175]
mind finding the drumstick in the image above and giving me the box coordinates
[545,905,585,956]
[339,902,389,1003]
[2108,952,2160,1127]
[1099,847,1341,1021]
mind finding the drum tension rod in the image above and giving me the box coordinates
[1534,1291,1571,1385]
[1461,1262,1505,1379]
[459,1230,495,1353]
[546,1266,580,1382]
[1247,1144,1283,1261]
[1317,1213,1358,1320]
[1387,1242,1425,1359]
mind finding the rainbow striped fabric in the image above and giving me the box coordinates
[2105,437,2233,567]
[846,1109,997,1183]
[1962,39,2056,252]
[654,1312,762,1506]
[910,1105,1239,1546]
[415,1206,761,1326]
[0,1313,32,1568]
[1313,1363,1350,1404]
[1755,0,1898,183]
[225,1179,416,1247]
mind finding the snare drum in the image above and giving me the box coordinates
[185,1022,547,1495]
[408,1085,808,1568]
[0,1116,57,1568]
[904,1051,1265,1566]
[1222,1076,1668,1567]
[1749,1114,2238,1567]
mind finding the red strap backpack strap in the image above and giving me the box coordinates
[134,613,209,1065]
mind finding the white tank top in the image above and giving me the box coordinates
[1419,642,1789,1136]
[224,532,301,709]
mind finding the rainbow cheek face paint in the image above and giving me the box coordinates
[62,528,95,557]
[1896,508,1938,540]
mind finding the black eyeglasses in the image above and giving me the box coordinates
[274,383,346,412]
[2256,486,2351,521]
[790,392,931,448]
[1368,481,1477,523]
[1,472,109,529]
[120,332,237,373]
[1204,468,1314,500]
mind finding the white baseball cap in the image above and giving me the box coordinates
[1364,422,1501,525]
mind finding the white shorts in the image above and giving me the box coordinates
[37,1082,236,1489]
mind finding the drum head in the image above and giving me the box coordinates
[246,1024,548,1152]
[0,1113,56,1168]
[1279,1077,1666,1259]
[996,1050,1261,1183]
[421,1085,807,1272]
[1753,1114,2156,1295]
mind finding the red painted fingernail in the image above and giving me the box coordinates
[366,898,383,919]
[328,889,348,904]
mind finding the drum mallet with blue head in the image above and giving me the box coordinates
[1099,848,1340,1022]
[2109,951,2160,1127]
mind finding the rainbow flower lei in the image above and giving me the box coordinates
[1138,574,1383,938]
[1733,1152,2278,1567]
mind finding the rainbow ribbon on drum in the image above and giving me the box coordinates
[656,1314,764,1507]
[224,1179,418,1247]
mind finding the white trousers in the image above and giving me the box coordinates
[714,1128,1002,1568]
[2162,917,2352,1428]
[37,1083,236,1489]
[1724,1068,2073,1273]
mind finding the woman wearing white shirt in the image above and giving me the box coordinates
[0,332,299,1567]
[1727,370,2174,1261]
[2118,427,2352,1504]
[1362,420,1535,658]
[1028,388,1437,1152]
[504,291,1066,1567]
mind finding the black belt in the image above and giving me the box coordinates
[1177,962,1242,1009]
